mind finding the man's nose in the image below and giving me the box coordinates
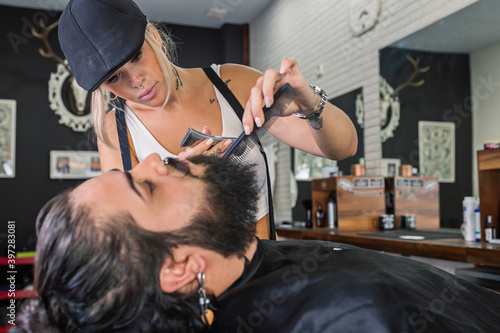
[133,154,167,176]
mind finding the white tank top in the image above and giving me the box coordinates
[125,64,269,220]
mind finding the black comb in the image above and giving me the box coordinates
[222,83,297,164]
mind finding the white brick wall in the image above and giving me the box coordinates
[250,0,477,221]
[470,42,500,197]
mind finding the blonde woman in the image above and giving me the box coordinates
[58,0,357,239]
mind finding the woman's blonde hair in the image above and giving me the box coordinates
[92,21,177,149]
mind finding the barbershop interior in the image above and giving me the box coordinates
[1,0,500,332]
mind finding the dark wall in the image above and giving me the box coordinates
[0,5,244,251]
[380,47,471,228]
[292,88,364,222]
[164,22,244,67]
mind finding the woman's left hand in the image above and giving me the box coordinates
[177,126,232,160]
[242,57,320,134]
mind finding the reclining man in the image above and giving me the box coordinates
[15,154,500,332]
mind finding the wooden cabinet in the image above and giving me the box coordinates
[477,149,500,239]
[312,174,440,231]
[385,176,440,229]
[312,176,386,231]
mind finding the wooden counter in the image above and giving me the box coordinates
[276,226,500,268]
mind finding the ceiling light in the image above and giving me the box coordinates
[205,7,229,20]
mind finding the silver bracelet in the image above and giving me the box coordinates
[294,85,327,130]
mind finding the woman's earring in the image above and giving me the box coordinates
[109,92,118,101]
[198,271,215,326]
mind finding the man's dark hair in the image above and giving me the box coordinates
[15,156,259,332]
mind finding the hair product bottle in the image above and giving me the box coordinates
[327,193,337,228]
[485,215,495,242]
[462,197,476,241]
[316,204,325,228]
[474,203,481,242]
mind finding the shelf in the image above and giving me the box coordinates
[0,325,14,332]
[0,257,35,266]
[0,289,37,300]
[477,149,500,171]
[0,255,36,332]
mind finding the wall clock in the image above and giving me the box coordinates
[350,0,382,36]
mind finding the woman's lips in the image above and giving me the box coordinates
[138,82,158,100]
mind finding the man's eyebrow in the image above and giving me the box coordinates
[123,171,143,199]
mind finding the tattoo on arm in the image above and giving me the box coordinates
[172,67,183,90]
[210,98,216,104]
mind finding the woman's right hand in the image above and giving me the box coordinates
[177,126,232,160]
[242,57,315,134]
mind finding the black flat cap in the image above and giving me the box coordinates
[58,0,148,92]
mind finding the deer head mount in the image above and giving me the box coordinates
[356,54,430,142]
[32,19,92,132]
[31,19,71,73]
[391,55,430,98]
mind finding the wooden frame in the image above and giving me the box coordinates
[50,150,101,179]
[418,121,455,183]
[0,99,16,178]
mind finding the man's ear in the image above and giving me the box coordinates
[159,249,207,294]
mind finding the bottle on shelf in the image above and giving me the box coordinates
[485,215,496,242]
[462,196,476,241]
[327,193,337,228]
[474,203,481,242]
[316,204,325,228]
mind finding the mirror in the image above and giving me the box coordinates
[379,0,500,227]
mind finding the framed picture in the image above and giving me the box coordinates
[50,150,101,179]
[0,99,16,178]
[381,158,400,177]
[418,121,455,183]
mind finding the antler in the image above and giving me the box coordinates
[31,19,72,73]
[391,55,430,97]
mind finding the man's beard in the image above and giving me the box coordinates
[160,155,259,258]
[163,157,191,175]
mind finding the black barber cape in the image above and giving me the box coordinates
[213,240,500,333]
